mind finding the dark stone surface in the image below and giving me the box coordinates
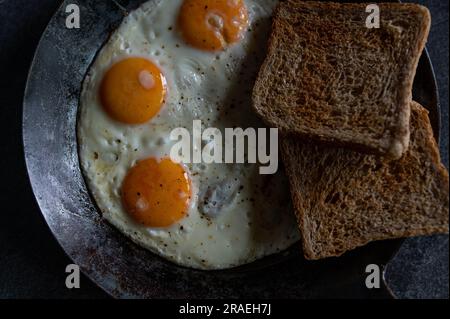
[0,0,108,299]
[385,0,449,300]
[386,235,449,299]
[0,0,448,299]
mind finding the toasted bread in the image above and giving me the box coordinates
[253,1,431,158]
[281,102,449,260]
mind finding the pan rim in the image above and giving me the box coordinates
[22,0,441,299]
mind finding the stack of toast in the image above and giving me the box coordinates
[252,0,449,260]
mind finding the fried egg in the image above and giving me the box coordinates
[78,0,299,270]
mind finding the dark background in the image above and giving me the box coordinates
[0,0,448,299]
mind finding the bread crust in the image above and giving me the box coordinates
[281,102,449,260]
[253,1,431,159]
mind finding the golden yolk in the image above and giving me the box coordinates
[99,58,166,124]
[178,0,249,51]
[121,158,191,228]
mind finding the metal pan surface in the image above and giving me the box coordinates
[23,0,441,298]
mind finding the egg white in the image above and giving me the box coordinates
[78,0,300,270]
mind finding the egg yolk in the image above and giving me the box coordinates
[178,0,249,51]
[99,58,166,124]
[121,158,191,228]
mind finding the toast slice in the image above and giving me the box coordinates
[253,1,431,158]
[281,101,449,260]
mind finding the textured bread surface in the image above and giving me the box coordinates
[254,1,431,158]
[281,102,449,260]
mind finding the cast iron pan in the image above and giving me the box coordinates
[23,0,440,298]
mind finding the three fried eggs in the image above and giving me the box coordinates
[78,0,299,270]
